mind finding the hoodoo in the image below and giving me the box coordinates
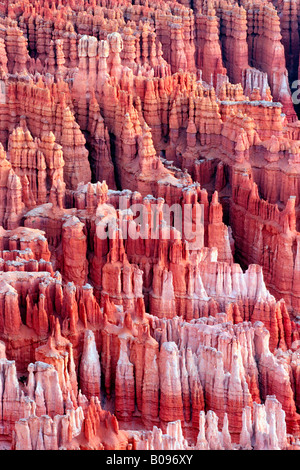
[0,0,299,452]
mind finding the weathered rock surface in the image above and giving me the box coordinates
[1,0,300,452]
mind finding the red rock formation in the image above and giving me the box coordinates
[1,0,300,453]
[79,329,101,400]
[62,216,88,286]
[219,4,249,85]
[195,6,227,87]
[246,2,297,122]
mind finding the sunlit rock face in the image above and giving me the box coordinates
[1,0,300,451]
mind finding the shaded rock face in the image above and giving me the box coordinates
[1,0,300,453]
